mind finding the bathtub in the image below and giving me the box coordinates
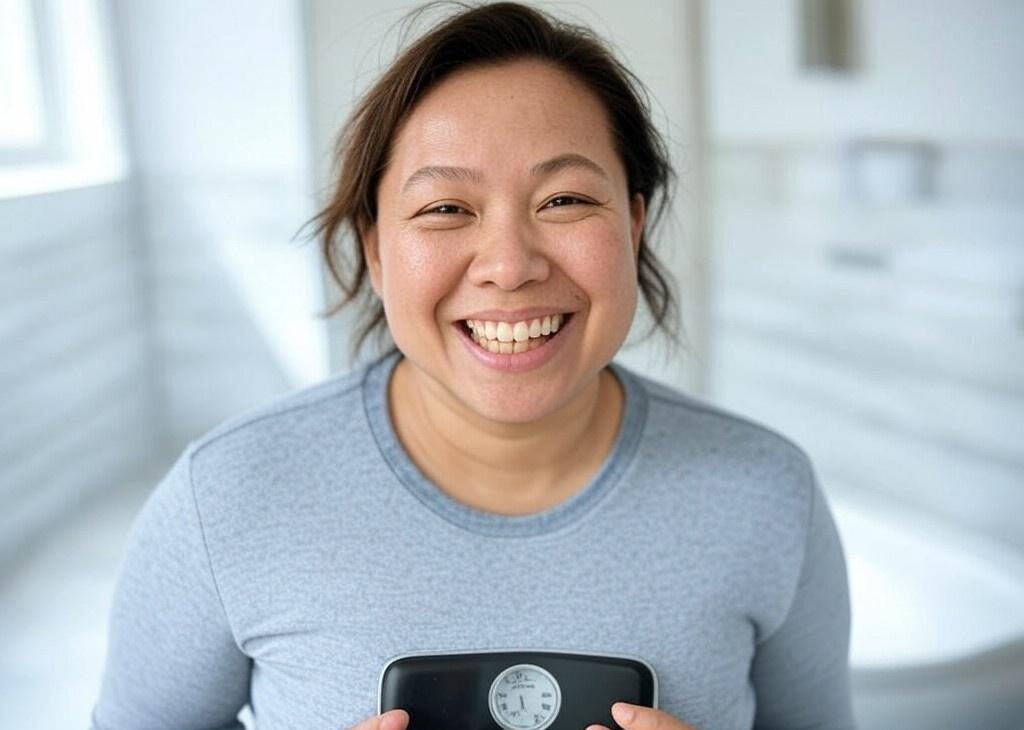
[829,490,1024,730]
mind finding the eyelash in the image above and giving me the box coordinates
[422,204,467,216]
[421,195,591,216]
[546,195,590,209]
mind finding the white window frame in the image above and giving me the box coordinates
[0,0,67,166]
[0,0,126,198]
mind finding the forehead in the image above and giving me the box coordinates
[386,59,619,177]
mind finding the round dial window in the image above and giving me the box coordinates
[488,663,562,730]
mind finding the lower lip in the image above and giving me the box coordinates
[454,314,577,373]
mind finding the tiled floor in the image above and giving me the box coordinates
[0,465,162,730]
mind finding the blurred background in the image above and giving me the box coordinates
[1,1,1022,728]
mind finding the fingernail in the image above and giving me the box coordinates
[612,703,635,724]
[381,710,404,730]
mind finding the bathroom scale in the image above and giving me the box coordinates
[378,649,658,730]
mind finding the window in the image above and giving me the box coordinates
[0,0,126,197]
[0,0,47,157]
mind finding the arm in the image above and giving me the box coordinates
[750,471,858,730]
[91,444,251,730]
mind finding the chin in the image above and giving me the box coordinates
[467,388,567,426]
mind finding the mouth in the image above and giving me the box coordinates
[458,312,574,355]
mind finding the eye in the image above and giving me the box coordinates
[543,195,591,209]
[421,203,468,216]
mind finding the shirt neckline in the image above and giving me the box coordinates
[361,349,648,538]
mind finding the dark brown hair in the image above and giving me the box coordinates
[305,1,682,363]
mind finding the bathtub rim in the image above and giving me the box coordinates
[851,636,1024,689]
[827,485,1024,586]
[828,485,1024,670]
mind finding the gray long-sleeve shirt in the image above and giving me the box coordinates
[91,349,856,730]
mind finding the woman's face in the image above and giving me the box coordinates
[362,58,645,425]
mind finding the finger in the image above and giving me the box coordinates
[348,709,409,730]
[379,710,409,730]
[611,703,696,730]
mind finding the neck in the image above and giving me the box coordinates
[389,357,622,509]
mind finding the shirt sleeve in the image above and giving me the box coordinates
[749,469,858,729]
[91,444,252,730]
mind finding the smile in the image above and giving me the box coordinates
[463,313,568,354]
[455,312,576,372]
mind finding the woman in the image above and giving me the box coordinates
[92,3,856,729]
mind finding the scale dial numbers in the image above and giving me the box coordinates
[488,663,562,730]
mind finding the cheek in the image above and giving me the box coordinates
[557,223,638,302]
[379,234,462,318]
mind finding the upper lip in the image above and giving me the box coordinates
[457,307,576,323]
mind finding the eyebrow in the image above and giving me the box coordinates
[401,165,483,195]
[400,153,608,195]
[530,152,608,180]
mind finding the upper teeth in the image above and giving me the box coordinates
[466,314,564,342]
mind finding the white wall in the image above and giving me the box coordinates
[0,0,156,563]
[0,182,158,561]
[110,0,326,446]
[704,0,1024,552]
[707,0,1024,144]
[304,0,708,394]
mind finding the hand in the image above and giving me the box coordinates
[587,702,699,730]
[347,708,409,730]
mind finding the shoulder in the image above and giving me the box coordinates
[618,363,817,555]
[625,365,815,483]
[620,366,826,626]
[185,358,374,478]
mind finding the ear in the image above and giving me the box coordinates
[629,192,646,260]
[360,220,383,298]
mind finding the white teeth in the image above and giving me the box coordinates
[465,313,568,350]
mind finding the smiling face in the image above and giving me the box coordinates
[361,58,645,425]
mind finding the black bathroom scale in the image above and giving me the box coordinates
[378,649,658,730]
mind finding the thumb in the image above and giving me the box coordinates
[611,703,697,730]
[379,709,409,730]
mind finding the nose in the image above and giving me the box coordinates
[465,215,550,290]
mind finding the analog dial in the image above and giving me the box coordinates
[488,663,562,730]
